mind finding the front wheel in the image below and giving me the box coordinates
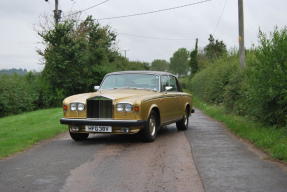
[176,109,189,131]
[141,111,158,142]
[69,131,89,141]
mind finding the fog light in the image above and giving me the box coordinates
[70,126,79,132]
[121,128,130,133]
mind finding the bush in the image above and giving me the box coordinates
[246,28,287,126]
[191,55,239,104]
[0,74,35,116]
[0,73,52,117]
[190,27,287,127]
[178,76,191,90]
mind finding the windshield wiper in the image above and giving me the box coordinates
[105,87,158,92]
[124,87,158,92]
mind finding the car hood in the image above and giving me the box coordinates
[63,89,160,104]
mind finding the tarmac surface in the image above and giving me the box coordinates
[0,109,287,192]
[186,110,287,192]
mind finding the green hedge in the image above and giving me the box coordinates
[190,27,287,127]
[191,55,239,104]
[0,73,53,117]
[246,29,287,126]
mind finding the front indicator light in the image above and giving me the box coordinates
[63,104,68,111]
[133,106,140,112]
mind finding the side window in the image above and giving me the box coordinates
[160,75,179,92]
[161,76,169,91]
[169,76,178,92]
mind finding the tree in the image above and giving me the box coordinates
[169,48,189,77]
[124,61,150,70]
[189,38,199,76]
[150,59,169,71]
[204,34,227,60]
[246,28,287,126]
[38,16,117,105]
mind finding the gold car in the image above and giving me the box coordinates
[60,71,194,142]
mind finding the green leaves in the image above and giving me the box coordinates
[169,48,189,77]
[189,38,199,76]
[0,74,44,117]
[204,34,227,60]
[39,17,117,105]
[190,27,287,127]
[150,59,169,71]
[247,27,287,126]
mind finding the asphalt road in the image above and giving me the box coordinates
[1,110,287,192]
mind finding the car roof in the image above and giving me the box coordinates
[107,70,175,76]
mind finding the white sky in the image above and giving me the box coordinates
[0,0,286,71]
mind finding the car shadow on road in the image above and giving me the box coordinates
[72,125,179,145]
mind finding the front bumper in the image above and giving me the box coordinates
[60,118,147,127]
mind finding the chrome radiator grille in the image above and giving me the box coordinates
[87,96,113,118]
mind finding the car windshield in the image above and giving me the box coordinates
[100,74,160,91]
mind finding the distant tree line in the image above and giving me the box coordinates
[0,68,28,75]
[149,34,227,78]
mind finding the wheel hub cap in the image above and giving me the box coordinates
[184,114,188,127]
[149,118,156,136]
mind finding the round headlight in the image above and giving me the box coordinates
[70,103,77,111]
[77,103,85,111]
[125,104,133,112]
[116,103,124,112]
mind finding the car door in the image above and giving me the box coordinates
[168,75,183,119]
[159,75,179,123]
[167,75,182,119]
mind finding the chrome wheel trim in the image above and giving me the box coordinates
[149,116,156,136]
[184,113,188,127]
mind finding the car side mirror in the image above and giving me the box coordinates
[165,86,173,91]
[94,86,100,91]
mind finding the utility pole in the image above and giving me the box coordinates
[123,49,129,59]
[238,0,245,68]
[44,0,62,25]
[54,0,62,25]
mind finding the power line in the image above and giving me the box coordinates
[95,0,212,21]
[65,0,111,17]
[119,32,209,45]
[213,0,227,35]
[119,33,196,41]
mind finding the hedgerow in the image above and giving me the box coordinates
[191,27,287,127]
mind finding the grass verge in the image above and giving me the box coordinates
[0,108,66,159]
[193,96,287,162]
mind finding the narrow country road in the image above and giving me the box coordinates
[1,110,287,192]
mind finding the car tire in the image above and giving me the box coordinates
[141,111,158,142]
[69,131,89,141]
[176,108,189,131]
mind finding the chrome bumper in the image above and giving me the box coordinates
[60,118,146,127]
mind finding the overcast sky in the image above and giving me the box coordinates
[0,0,286,71]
